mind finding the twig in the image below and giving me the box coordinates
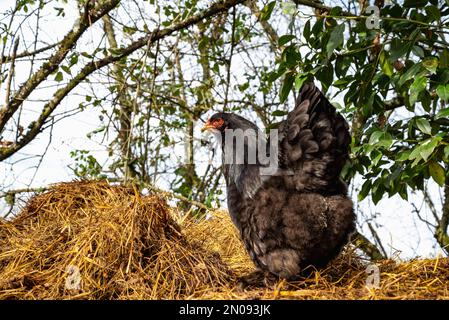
[0,0,247,162]
[223,5,237,112]
[3,37,20,110]
[145,183,211,211]
[292,0,353,16]
[367,221,388,258]
[0,42,60,64]
[0,0,121,134]
[245,0,279,54]
[352,231,386,260]
[0,186,48,199]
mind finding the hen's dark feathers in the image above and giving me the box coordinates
[217,82,355,280]
[277,82,351,194]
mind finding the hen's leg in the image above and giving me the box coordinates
[236,270,280,290]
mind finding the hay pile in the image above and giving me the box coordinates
[1,181,448,300]
[0,181,231,299]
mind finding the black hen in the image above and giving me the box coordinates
[202,82,355,280]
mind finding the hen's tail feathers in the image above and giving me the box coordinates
[279,82,351,193]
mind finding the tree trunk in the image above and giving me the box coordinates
[102,14,136,180]
[435,164,449,255]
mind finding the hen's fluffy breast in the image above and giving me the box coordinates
[231,179,355,279]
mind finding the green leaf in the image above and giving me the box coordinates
[284,45,301,66]
[408,145,423,161]
[280,72,294,103]
[404,0,428,7]
[422,57,438,74]
[379,51,393,77]
[436,108,449,119]
[436,84,449,102]
[415,118,432,135]
[429,161,445,186]
[369,130,393,149]
[69,54,79,66]
[278,34,295,46]
[326,23,345,58]
[61,65,71,75]
[420,137,439,161]
[329,6,342,15]
[398,62,423,87]
[421,89,431,112]
[280,1,296,15]
[444,145,449,159]
[397,150,411,161]
[368,131,384,145]
[260,1,276,21]
[390,39,409,62]
[378,132,393,149]
[439,49,449,68]
[398,184,408,201]
[425,5,441,20]
[358,180,371,201]
[272,110,288,117]
[409,76,427,105]
[311,18,324,37]
[294,74,308,91]
[81,52,93,59]
[303,20,311,42]
[412,45,425,58]
[370,150,383,166]
[54,71,63,82]
[371,182,384,204]
[315,64,333,92]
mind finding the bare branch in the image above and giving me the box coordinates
[245,0,279,54]
[384,96,405,111]
[223,6,237,112]
[352,231,386,260]
[0,0,121,134]
[291,0,353,16]
[3,37,20,110]
[435,165,449,255]
[0,0,247,161]
[0,42,61,64]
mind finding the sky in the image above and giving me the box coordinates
[0,0,445,259]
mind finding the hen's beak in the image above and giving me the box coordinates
[201,120,214,132]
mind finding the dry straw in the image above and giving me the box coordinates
[0,181,448,299]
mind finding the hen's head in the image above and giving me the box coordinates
[201,112,258,134]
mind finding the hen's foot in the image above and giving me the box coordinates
[236,270,280,291]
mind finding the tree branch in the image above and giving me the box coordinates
[0,41,61,64]
[291,0,353,16]
[3,37,20,110]
[0,0,121,134]
[435,164,449,255]
[245,0,279,54]
[352,231,386,260]
[102,14,137,180]
[0,0,246,161]
[384,95,405,111]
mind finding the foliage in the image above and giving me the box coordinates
[69,150,105,179]
[274,1,449,204]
